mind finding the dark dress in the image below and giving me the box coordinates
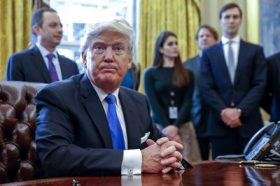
[144,66,201,162]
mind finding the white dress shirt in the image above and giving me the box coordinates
[221,35,240,70]
[90,81,142,175]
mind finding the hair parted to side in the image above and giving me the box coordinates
[80,19,134,58]
[153,31,190,87]
[219,2,242,19]
[195,24,218,41]
[31,7,57,28]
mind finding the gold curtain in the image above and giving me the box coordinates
[0,0,32,80]
[137,0,200,74]
[246,1,259,44]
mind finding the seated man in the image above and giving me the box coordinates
[35,19,183,177]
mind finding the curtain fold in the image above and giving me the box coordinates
[246,0,259,44]
[137,0,200,90]
[0,0,32,79]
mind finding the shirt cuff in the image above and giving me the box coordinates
[236,108,242,114]
[121,149,142,175]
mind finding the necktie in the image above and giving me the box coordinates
[227,40,235,84]
[46,53,59,82]
[105,94,125,150]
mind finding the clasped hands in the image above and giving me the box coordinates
[162,125,182,144]
[221,108,242,128]
[141,137,183,174]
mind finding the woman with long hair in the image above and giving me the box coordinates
[144,31,201,162]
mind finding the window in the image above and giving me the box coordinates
[50,0,135,71]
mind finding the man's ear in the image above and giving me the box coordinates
[82,53,87,69]
[33,25,41,35]
[128,58,132,69]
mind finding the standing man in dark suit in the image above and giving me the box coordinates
[201,3,266,159]
[262,52,280,122]
[5,8,79,83]
[184,25,218,160]
[35,20,184,177]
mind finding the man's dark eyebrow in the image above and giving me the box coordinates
[91,42,106,48]
[92,41,105,45]
[111,41,126,45]
[93,42,126,47]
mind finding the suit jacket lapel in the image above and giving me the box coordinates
[217,42,232,85]
[234,40,246,85]
[31,46,52,83]
[58,55,68,79]
[119,89,140,149]
[80,74,113,148]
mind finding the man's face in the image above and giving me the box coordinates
[197,28,217,50]
[220,7,242,38]
[34,12,63,50]
[83,31,132,92]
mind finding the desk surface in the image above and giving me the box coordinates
[3,161,280,186]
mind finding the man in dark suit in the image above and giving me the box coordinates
[262,52,280,122]
[121,62,141,90]
[184,25,218,160]
[200,3,266,159]
[35,20,183,177]
[5,8,79,83]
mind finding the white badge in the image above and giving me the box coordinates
[169,106,178,119]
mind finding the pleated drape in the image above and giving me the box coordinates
[0,0,32,79]
[137,0,200,91]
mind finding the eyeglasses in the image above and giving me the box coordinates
[92,43,127,56]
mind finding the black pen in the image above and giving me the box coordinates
[239,160,280,165]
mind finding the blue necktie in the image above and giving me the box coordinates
[105,94,125,150]
[227,40,235,84]
[46,53,59,82]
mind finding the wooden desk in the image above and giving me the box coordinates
[2,161,280,186]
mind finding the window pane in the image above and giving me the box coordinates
[50,0,134,69]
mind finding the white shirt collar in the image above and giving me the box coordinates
[36,42,58,58]
[88,75,120,105]
[221,35,240,45]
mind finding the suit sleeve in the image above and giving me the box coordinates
[59,56,80,79]
[144,96,163,140]
[201,50,227,114]
[235,46,267,116]
[261,57,273,113]
[4,55,25,81]
[65,57,80,75]
[174,70,194,126]
[35,87,123,177]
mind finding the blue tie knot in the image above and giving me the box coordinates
[105,94,116,105]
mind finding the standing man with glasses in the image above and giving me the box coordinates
[200,3,266,159]
[5,8,79,83]
[35,20,184,178]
